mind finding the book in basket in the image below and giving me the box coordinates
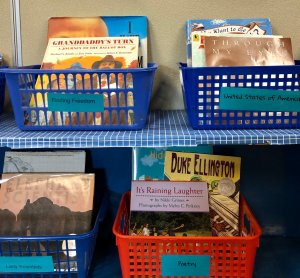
[164,151,241,236]
[129,180,211,237]
[0,173,95,272]
[204,36,295,66]
[47,16,147,68]
[30,36,139,127]
[186,18,273,67]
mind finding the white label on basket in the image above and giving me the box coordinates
[48,93,104,112]
[161,255,210,276]
[0,256,54,273]
[220,87,300,112]
[62,234,77,257]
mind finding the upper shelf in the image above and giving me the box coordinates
[1,110,300,149]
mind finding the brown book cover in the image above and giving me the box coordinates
[0,173,95,272]
[205,36,294,66]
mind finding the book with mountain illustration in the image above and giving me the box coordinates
[0,173,95,272]
[29,36,139,127]
[164,151,241,236]
[129,180,211,237]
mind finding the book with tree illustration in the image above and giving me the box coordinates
[129,180,211,237]
[164,151,241,236]
[29,36,139,127]
[0,173,95,272]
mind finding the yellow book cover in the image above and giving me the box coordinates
[29,36,139,127]
[164,151,241,236]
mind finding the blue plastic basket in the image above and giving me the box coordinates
[0,66,8,114]
[0,192,108,278]
[2,64,157,131]
[180,61,300,129]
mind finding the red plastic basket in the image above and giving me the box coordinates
[113,192,262,278]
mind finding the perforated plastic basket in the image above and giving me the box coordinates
[2,64,157,130]
[0,66,8,114]
[113,192,262,278]
[180,61,300,129]
[0,192,108,278]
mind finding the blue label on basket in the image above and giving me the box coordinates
[220,87,300,112]
[161,255,210,276]
[0,256,54,273]
[47,93,104,112]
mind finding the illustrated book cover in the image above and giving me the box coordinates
[0,173,95,272]
[132,146,213,181]
[204,36,294,67]
[129,180,211,237]
[30,36,139,126]
[47,16,147,68]
[3,150,86,173]
[164,151,241,236]
[186,18,273,67]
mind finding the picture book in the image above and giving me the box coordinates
[186,18,273,66]
[3,150,86,173]
[204,36,294,67]
[132,146,213,181]
[129,180,211,237]
[47,16,147,68]
[30,36,139,126]
[164,151,241,236]
[0,173,95,272]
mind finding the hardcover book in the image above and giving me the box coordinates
[30,36,139,126]
[186,18,273,67]
[132,146,213,181]
[129,180,211,237]
[47,16,147,68]
[164,151,241,236]
[3,150,86,173]
[0,173,95,271]
[204,36,294,67]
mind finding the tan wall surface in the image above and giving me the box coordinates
[3,0,300,110]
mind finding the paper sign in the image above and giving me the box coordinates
[161,255,210,276]
[220,87,300,112]
[48,92,104,112]
[130,180,209,212]
[0,256,54,273]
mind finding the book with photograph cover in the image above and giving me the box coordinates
[204,36,294,67]
[47,16,147,68]
[30,36,139,127]
[164,151,241,236]
[129,180,211,237]
[186,18,273,67]
[0,173,95,272]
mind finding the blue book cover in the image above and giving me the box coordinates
[185,18,273,66]
[48,16,147,68]
[132,146,213,181]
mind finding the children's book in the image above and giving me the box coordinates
[30,36,139,126]
[132,146,213,181]
[0,173,95,271]
[186,18,273,66]
[129,180,211,236]
[47,16,147,68]
[164,151,241,236]
[204,36,294,67]
[3,150,86,173]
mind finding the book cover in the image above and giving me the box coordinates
[132,146,213,181]
[164,151,241,236]
[47,16,147,68]
[3,150,86,173]
[204,36,294,67]
[129,180,211,236]
[30,36,139,126]
[186,18,273,66]
[0,173,95,271]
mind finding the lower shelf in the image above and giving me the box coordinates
[89,235,300,278]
